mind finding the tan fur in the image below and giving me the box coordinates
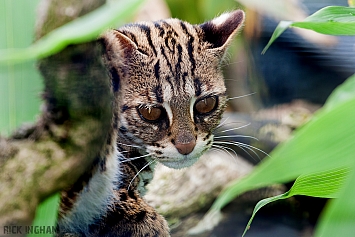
[57,10,245,236]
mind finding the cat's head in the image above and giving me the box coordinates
[102,10,245,169]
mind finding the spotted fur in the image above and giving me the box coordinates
[57,10,245,236]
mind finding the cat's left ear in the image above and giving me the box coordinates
[200,10,245,51]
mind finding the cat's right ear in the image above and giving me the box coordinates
[199,10,245,51]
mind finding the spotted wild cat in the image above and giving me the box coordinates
[57,10,245,236]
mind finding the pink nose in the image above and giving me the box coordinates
[175,140,196,155]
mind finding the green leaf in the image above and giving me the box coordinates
[242,168,349,236]
[190,75,355,234]
[292,6,355,35]
[262,6,355,53]
[0,0,144,64]
[27,193,60,237]
[315,163,355,237]
[261,21,292,54]
[323,73,355,111]
[0,0,42,135]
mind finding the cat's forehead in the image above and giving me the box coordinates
[119,19,225,105]
[119,18,201,48]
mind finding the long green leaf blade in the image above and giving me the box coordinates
[190,75,355,234]
[288,168,349,198]
[242,193,287,237]
[27,193,60,237]
[262,6,355,53]
[242,168,349,236]
[323,74,355,111]
[315,163,355,237]
[0,0,144,64]
[261,21,292,54]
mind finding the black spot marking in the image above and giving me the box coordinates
[155,150,163,155]
[100,157,106,172]
[194,78,202,96]
[119,126,128,134]
[203,133,211,141]
[121,104,129,112]
[167,132,172,136]
[206,140,212,146]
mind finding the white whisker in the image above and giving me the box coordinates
[214,141,256,161]
[214,140,270,159]
[127,159,156,191]
[117,142,142,149]
[211,145,239,165]
[227,92,256,101]
[215,116,230,129]
[121,153,152,163]
[216,123,251,133]
[214,135,259,141]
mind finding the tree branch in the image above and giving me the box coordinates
[0,0,112,227]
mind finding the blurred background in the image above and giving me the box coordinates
[1,0,354,236]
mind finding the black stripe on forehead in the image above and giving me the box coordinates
[154,21,165,37]
[153,85,164,103]
[194,78,202,96]
[179,21,196,77]
[175,44,183,86]
[154,60,160,81]
[135,24,157,56]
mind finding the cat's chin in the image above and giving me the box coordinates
[159,157,199,169]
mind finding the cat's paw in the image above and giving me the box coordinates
[91,189,170,237]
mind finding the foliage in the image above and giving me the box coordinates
[262,6,355,54]
[27,194,60,237]
[1,1,144,236]
[191,4,355,237]
[0,0,41,135]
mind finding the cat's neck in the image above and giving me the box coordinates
[117,137,157,196]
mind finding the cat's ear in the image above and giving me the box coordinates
[199,10,245,50]
[101,29,139,56]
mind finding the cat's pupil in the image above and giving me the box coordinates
[138,106,163,122]
[195,96,217,115]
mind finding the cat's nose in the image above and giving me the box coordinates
[175,140,196,155]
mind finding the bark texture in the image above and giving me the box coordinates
[0,0,112,227]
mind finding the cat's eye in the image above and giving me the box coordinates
[137,106,163,122]
[195,96,217,115]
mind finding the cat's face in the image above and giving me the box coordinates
[103,11,245,169]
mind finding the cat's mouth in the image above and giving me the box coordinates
[154,146,210,169]
[158,156,199,169]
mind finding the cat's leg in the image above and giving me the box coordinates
[90,188,170,237]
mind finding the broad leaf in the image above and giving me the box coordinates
[242,168,349,236]
[0,0,144,64]
[262,6,355,53]
[315,163,355,237]
[261,21,292,54]
[323,74,355,111]
[27,193,60,237]
[190,74,355,234]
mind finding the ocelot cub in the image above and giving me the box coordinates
[57,10,245,237]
